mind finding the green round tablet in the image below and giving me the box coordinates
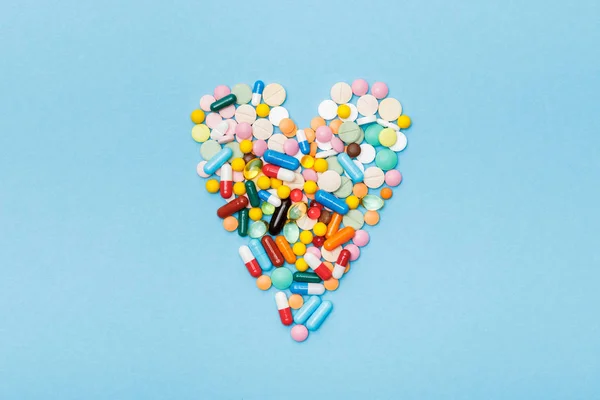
[226,141,243,161]
[343,209,364,230]
[271,267,293,290]
[231,83,252,104]
[375,149,398,171]
[338,122,362,144]
[365,124,383,146]
[327,156,344,174]
[200,140,222,161]
[334,176,353,198]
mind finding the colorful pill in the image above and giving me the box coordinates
[210,93,237,112]
[290,282,325,295]
[332,249,351,279]
[293,296,322,325]
[315,190,349,215]
[337,153,364,183]
[220,163,233,199]
[303,252,332,281]
[296,129,310,155]
[263,149,300,170]
[258,190,281,207]
[248,238,273,271]
[262,164,296,182]
[203,147,233,175]
[275,236,296,264]
[238,245,262,277]
[217,134,235,144]
[251,80,264,106]
[268,198,291,236]
[306,301,333,331]
[293,271,322,283]
[238,208,249,237]
[216,196,248,218]
[323,226,355,251]
[244,180,260,207]
[326,212,343,238]
[275,291,293,326]
[261,235,284,267]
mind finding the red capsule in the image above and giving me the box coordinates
[261,235,284,267]
[220,163,233,199]
[275,292,293,326]
[332,249,351,279]
[217,196,248,218]
[238,245,262,278]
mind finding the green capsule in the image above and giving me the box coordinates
[362,195,384,211]
[238,209,249,237]
[293,271,322,283]
[245,180,260,207]
[261,202,275,215]
[210,93,237,112]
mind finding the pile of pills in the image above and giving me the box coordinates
[190,79,412,342]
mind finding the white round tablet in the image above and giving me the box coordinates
[316,138,333,151]
[262,83,286,106]
[330,82,353,104]
[287,172,305,191]
[296,214,317,230]
[321,245,342,262]
[234,104,257,124]
[363,167,385,189]
[267,133,286,152]
[318,100,338,120]
[357,95,379,116]
[378,98,403,121]
[389,131,407,152]
[340,103,358,122]
[318,170,342,192]
[268,106,289,126]
[357,143,376,164]
[252,118,274,140]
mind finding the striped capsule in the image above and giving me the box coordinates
[293,296,322,325]
[262,164,295,182]
[303,252,332,281]
[290,282,325,295]
[220,163,232,199]
[275,236,296,264]
[306,301,333,331]
[324,227,355,251]
[258,190,281,207]
[238,245,262,277]
[275,291,293,326]
[251,80,264,106]
[261,235,284,267]
[296,129,310,155]
[332,249,351,279]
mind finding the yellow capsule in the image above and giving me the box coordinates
[337,104,351,119]
[190,109,205,124]
[205,179,219,193]
[257,176,271,190]
[243,158,263,180]
[233,181,246,196]
[301,155,315,169]
[231,158,245,172]
[256,103,270,118]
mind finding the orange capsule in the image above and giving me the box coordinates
[309,142,318,157]
[323,227,355,251]
[275,236,296,264]
[326,213,343,238]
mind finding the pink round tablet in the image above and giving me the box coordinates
[302,169,318,182]
[371,82,389,99]
[235,122,253,140]
[253,140,268,157]
[213,85,231,100]
[351,79,369,96]
[225,119,237,135]
[197,161,210,178]
[315,126,333,143]
[331,136,344,153]
[344,244,360,261]
[233,171,245,182]
[219,104,235,119]
[291,325,309,342]
[205,112,223,129]
[353,230,370,247]
[306,246,321,259]
[283,138,299,156]
[199,95,215,112]
[385,170,403,187]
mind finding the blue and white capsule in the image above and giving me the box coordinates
[251,80,265,106]
[296,129,310,155]
[315,190,349,215]
[289,282,325,295]
[258,190,282,207]
[306,300,333,331]
[248,239,273,271]
[263,150,300,171]
[293,296,322,325]
[203,147,233,175]
[337,153,364,183]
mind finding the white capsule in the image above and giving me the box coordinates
[220,163,232,181]
[315,149,338,159]
[275,291,289,310]
[356,115,377,126]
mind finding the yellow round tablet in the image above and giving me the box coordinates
[270,178,283,189]
[191,124,210,143]
[249,207,263,221]
[337,104,351,119]
[346,195,360,209]
[240,139,253,153]
[288,294,304,309]
[256,103,270,118]
[277,185,291,199]
[304,181,318,194]
[379,128,398,147]
[257,176,271,190]
[231,158,245,172]
[256,275,272,290]
[205,179,219,193]
[233,181,246,196]
[314,159,328,173]
[190,109,205,124]
[299,230,313,244]
[397,115,411,129]
[223,216,238,232]
[292,242,306,256]
[313,222,327,237]
[295,258,309,272]
[324,278,339,291]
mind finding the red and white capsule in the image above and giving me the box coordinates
[220,163,233,199]
[332,249,351,279]
[238,245,262,277]
[262,164,296,182]
[303,252,332,281]
[275,291,293,326]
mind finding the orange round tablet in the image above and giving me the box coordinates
[329,119,343,134]
[310,117,326,131]
[279,118,296,137]
[324,278,339,291]
[256,275,272,290]
[364,210,380,226]
[353,183,369,198]
[288,294,304,309]
[304,128,315,143]
[223,216,238,231]
[344,261,351,274]
[380,187,393,200]
[323,261,333,272]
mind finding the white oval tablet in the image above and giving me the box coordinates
[357,95,379,116]
[356,115,377,125]
[378,98,403,121]
[330,82,353,104]
[318,100,338,120]
[340,103,358,122]
[318,170,342,192]
[315,149,338,159]
[234,104,257,124]
[316,138,333,151]
[296,214,317,230]
[389,131,407,152]
[268,106,289,126]
[262,83,286,106]
[252,118,274,140]
[357,143,376,164]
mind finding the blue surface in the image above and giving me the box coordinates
[1,0,599,399]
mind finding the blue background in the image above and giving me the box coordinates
[1,0,599,398]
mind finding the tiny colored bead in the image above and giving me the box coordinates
[233,181,246,196]
[313,222,327,237]
[190,109,205,124]
[256,275,272,290]
[312,235,325,247]
[290,188,303,202]
[293,242,307,256]
[397,115,411,129]
[307,207,321,220]
[223,216,238,232]
[205,179,219,193]
[380,187,393,199]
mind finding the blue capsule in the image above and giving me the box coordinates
[251,80,265,106]
[290,282,325,296]
[263,149,300,171]
[248,239,272,271]
[337,153,364,183]
[293,296,322,325]
[306,300,333,331]
[315,190,349,215]
[203,147,233,175]
[296,129,310,155]
[258,190,282,207]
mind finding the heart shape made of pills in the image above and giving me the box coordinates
[190,79,412,342]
